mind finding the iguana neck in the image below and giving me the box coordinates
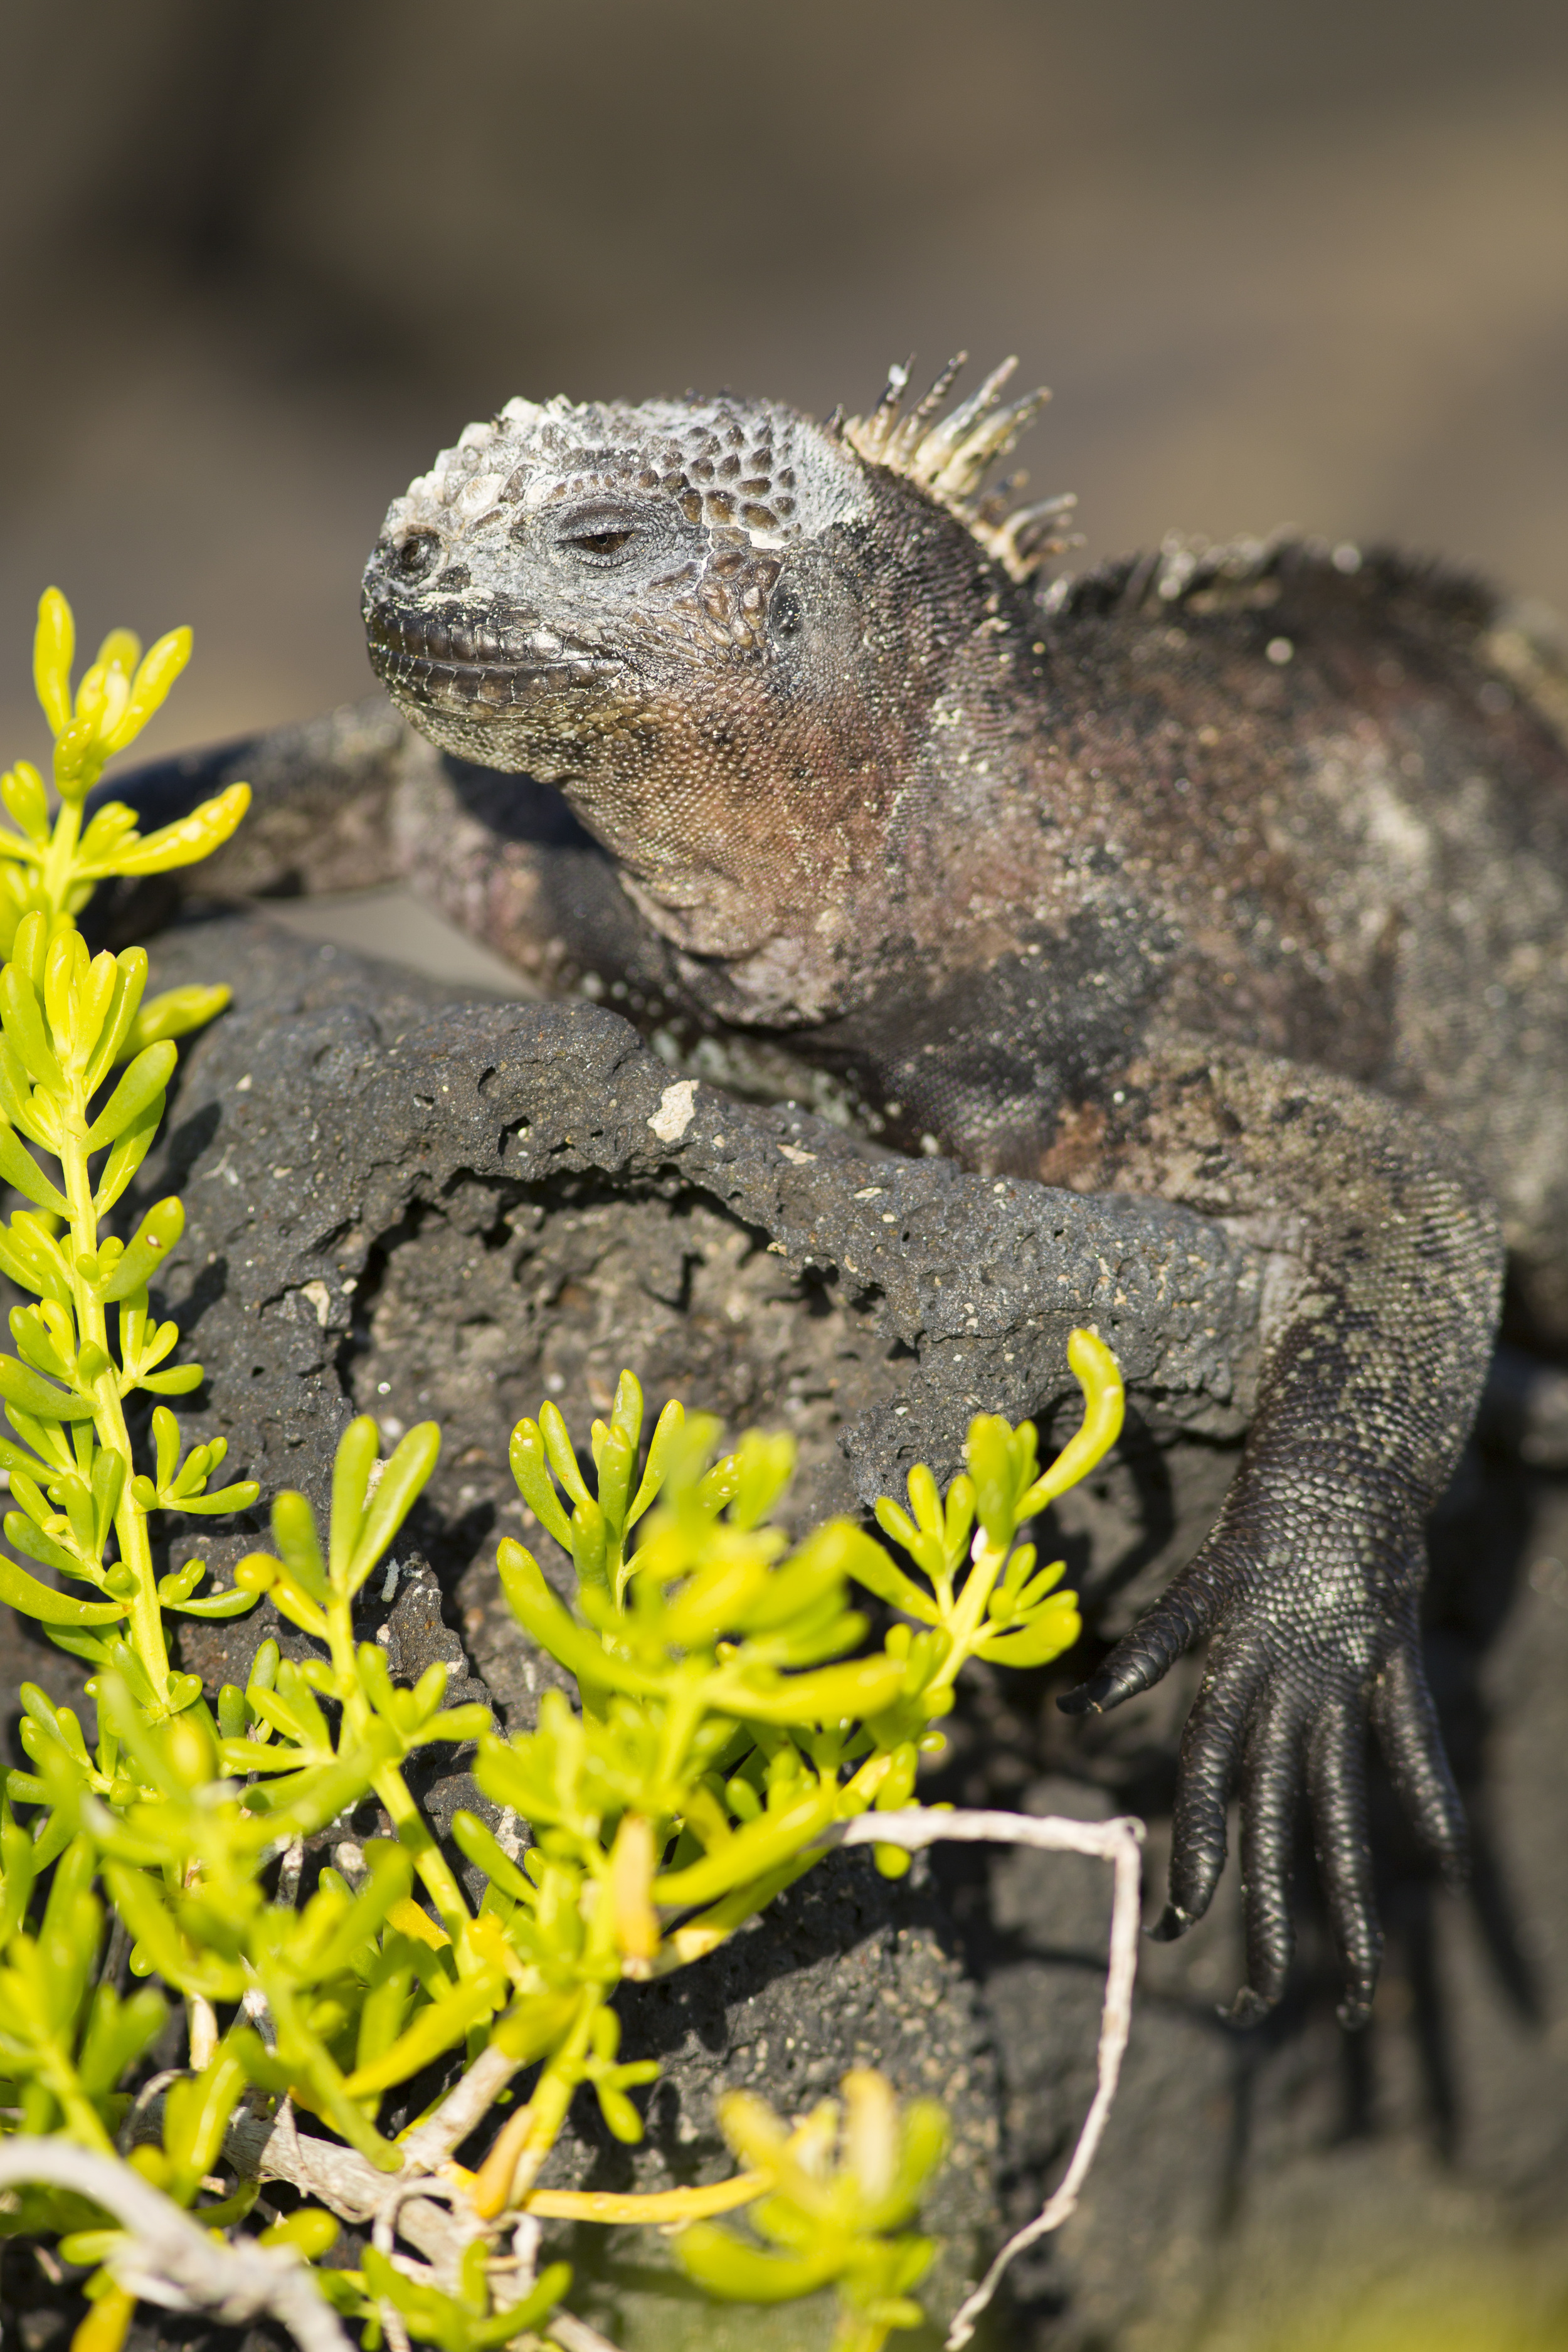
[563,569,1046,1027]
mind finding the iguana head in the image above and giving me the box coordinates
[363,361,1070,997]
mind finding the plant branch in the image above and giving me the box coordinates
[127,1800,1143,2344]
[832,1805,1145,2351]
[0,2137,351,2352]
[399,2038,521,2171]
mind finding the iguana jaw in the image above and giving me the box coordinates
[362,578,647,780]
[365,598,623,710]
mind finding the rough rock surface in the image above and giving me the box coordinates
[115,906,1260,2346]
[6,906,1568,2348]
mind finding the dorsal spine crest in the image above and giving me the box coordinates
[843,354,1078,583]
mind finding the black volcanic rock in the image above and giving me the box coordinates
[6,906,1559,2350]
[120,906,1263,2348]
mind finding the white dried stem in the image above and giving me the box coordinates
[241,1983,278,2045]
[129,1804,1143,2351]
[277,1836,305,1907]
[0,2139,351,2352]
[371,2171,485,2300]
[377,2297,413,2352]
[503,2210,543,2295]
[835,1806,1145,2350]
[213,2101,470,2276]
[400,2037,521,2171]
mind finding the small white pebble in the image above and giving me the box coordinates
[332,1840,368,1888]
[1266,637,1294,665]
[649,1079,698,1143]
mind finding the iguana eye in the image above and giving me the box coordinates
[553,506,647,566]
[392,532,442,581]
[569,527,635,557]
[768,582,802,638]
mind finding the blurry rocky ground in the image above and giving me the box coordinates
[3,0,1567,771]
[1,907,1565,2348]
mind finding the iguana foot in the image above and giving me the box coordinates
[1063,1480,1470,2026]
[1054,1042,1498,2025]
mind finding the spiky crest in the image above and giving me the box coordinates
[842,354,1078,583]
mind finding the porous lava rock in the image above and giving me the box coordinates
[6,905,1568,2349]
[114,905,1261,2345]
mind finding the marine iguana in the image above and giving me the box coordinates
[113,360,1568,2026]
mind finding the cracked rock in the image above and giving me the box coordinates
[110,904,1268,2348]
[32,903,1560,2351]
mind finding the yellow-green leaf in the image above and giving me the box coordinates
[33,590,74,736]
[0,1555,126,1625]
[100,782,250,875]
[84,1042,176,1152]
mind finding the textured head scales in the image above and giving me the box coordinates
[363,358,1074,994]
[381,388,869,559]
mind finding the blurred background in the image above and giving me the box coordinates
[2,0,1565,776]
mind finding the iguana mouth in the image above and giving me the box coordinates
[365,604,620,706]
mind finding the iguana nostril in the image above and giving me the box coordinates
[393,532,441,581]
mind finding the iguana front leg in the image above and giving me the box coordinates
[1051,1042,1502,2023]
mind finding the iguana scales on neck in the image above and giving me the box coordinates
[119,358,1568,2026]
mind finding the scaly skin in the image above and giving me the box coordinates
[112,363,1568,2023]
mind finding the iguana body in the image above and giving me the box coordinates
[117,362,1568,2024]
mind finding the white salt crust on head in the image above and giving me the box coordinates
[379,359,1077,583]
[381,391,870,556]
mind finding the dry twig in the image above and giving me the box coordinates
[834,1807,1145,2350]
[0,2139,351,2352]
[123,1805,1143,2350]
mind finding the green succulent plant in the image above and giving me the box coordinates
[675,2068,949,2352]
[0,590,1128,2352]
